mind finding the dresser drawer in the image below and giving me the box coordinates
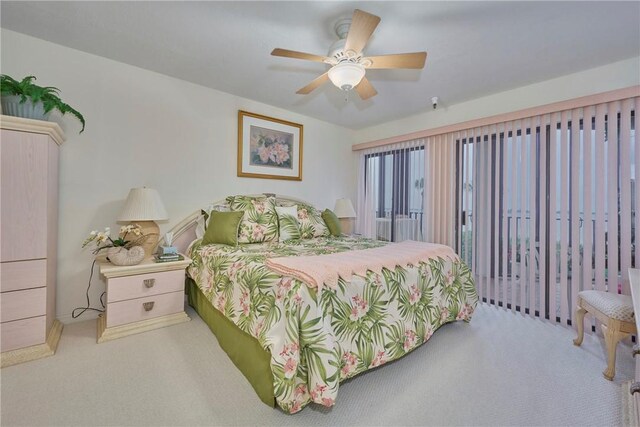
[107,269,185,303]
[106,290,184,327]
[0,287,46,323]
[0,315,46,352]
[0,259,47,292]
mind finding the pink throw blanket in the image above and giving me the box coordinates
[266,240,457,291]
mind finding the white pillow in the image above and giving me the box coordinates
[275,205,297,216]
[275,205,301,241]
[195,215,207,240]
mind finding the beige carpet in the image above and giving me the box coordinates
[0,303,633,426]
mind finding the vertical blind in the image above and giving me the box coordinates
[454,97,638,322]
[356,90,638,325]
[424,134,456,246]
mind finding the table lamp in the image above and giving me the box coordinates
[334,198,356,235]
[118,187,168,257]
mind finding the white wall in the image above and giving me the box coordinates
[1,29,356,323]
[354,56,640,144]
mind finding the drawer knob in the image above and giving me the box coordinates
[143,301,155,312]
[631,382,640,395]
[143,278,155,288]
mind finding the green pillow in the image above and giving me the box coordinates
[321,209,342,237]
[202,211,244,246]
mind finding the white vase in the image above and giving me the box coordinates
[1,95,51,121]
[107,246,145,266]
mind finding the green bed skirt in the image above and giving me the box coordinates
[186,277,275,407]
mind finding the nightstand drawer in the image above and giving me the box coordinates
[107,269,185,303]
[1,259,47,292]
[0,287,46,323]
[0,316,46,352]
[106,290,184,327]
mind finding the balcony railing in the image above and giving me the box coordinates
[376,208,424,223]
[461,210,637,277]
[375,209,424,242]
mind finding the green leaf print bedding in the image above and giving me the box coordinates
[187,236,478,413]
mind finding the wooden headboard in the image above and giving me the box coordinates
[162,194,315,255]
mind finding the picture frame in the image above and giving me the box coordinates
[237,110,303,181]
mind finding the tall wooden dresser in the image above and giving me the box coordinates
[0,115,64,367]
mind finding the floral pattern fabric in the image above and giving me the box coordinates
[275,205,301,242]
[187,236,478,413]
[279,201,329,239]
[226,195,279,244]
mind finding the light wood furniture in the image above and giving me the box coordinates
[629,269,640,425]
[97,256,191,343]
[573,289,636,380]
[0,115,64,368]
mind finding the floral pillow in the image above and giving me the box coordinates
[294,202,330,239]
[226,195,278,243]
[275,205,301,241]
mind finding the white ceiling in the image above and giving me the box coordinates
[1,1,639,129]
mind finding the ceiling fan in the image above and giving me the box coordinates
[271,9,427,100]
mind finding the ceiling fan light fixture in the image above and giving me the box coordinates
[328,62,365,91]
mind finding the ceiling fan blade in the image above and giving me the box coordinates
[364,52,427,69]
[271,48,328,63]
[344,9,381,55]
[296,72,330,94]
[355,77,377,100]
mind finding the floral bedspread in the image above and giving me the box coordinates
[187,236,478,413]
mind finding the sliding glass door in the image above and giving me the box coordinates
[365,146,425,242]
[455,100,638,323]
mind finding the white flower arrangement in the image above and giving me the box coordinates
[82,224,147,254]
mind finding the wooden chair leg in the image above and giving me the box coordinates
[573,306,587,346]
[602,323,628,381]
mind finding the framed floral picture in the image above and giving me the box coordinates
[237,110,303,181]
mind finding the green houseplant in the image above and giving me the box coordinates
[0,75,85,133]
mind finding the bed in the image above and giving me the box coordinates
[167,194,478,414]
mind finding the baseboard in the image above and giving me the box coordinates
[56,310,101,325]
[1,320,63,368]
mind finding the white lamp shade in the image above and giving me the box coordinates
[334,198,356,218]
[117,188,169,222]
[328,62,365,91]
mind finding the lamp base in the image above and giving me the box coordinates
[131,220,160,258]
[338,218,355,235]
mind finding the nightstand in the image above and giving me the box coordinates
[96,256,191,343]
